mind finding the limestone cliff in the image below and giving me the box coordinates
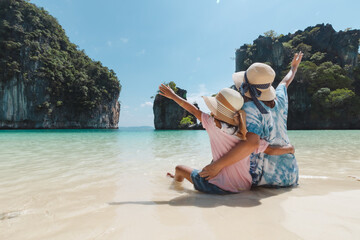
[0,0,121,129]
[235,24,360,129]
[153,86,202,130]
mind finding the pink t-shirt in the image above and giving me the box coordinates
[201,113,268,192]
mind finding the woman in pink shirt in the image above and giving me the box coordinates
[159,84,294,194]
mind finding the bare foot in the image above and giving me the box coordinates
[348,175,360,181]
[167,172,175,178]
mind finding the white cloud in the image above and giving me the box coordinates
[141,101,153,107]
[196,57,201,62]
[216,0,220,4]
[107,41,112,47]
[120,37,129,43]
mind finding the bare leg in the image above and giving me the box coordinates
[167,165,194,183]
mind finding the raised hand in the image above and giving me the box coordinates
[158,84,176,100]
[291,51,303,71]
[280,51,304,88]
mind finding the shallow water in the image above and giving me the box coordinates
[0,129,359,239]
[288,130,360,178]
[1,129,359,179]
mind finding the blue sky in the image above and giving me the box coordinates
[30,0,360,127]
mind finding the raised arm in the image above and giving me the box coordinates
[280,51,303,88]
[264,144,295,155]
[199,132,260,180]
[158,84,203,121]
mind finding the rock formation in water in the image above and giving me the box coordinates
[235,24,360,129]
[153,83,203,130]
[0,0,121,129]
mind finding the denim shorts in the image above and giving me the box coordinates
[190,169,232,195]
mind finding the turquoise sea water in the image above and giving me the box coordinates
[1,129,359,206]
[1,129,359,179]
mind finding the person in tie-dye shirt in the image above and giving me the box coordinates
[200,53,303,188]
[246,52,303,187]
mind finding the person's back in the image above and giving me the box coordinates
[232,53,302,187]
[250,84,298,186]
[250,52,303,187]
[201,112,269,192]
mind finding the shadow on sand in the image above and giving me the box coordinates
[109,177,360,208]
[108,186,293,208]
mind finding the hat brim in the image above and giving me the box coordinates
[232,71,245,91]
[202,96,237,126]
[232,72,276,101]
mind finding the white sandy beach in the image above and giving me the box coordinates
[2,172,359,240]
[109,174,360,240]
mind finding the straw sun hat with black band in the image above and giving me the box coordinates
[232,63,276,114]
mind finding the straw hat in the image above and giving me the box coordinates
[202,88,244,126]
[232,63,276,101]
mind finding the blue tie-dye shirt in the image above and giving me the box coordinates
[242,84,299,187]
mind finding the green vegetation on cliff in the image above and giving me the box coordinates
[179,115,194,127]
[236,24,360,129]
[0,0,121,113]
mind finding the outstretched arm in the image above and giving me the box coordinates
[158,84,203,121]
[280,51,303,88]
[264,144,295,155]
[199,132,260,180]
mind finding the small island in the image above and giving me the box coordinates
[153,81,203,130]
[0,0,121,129]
